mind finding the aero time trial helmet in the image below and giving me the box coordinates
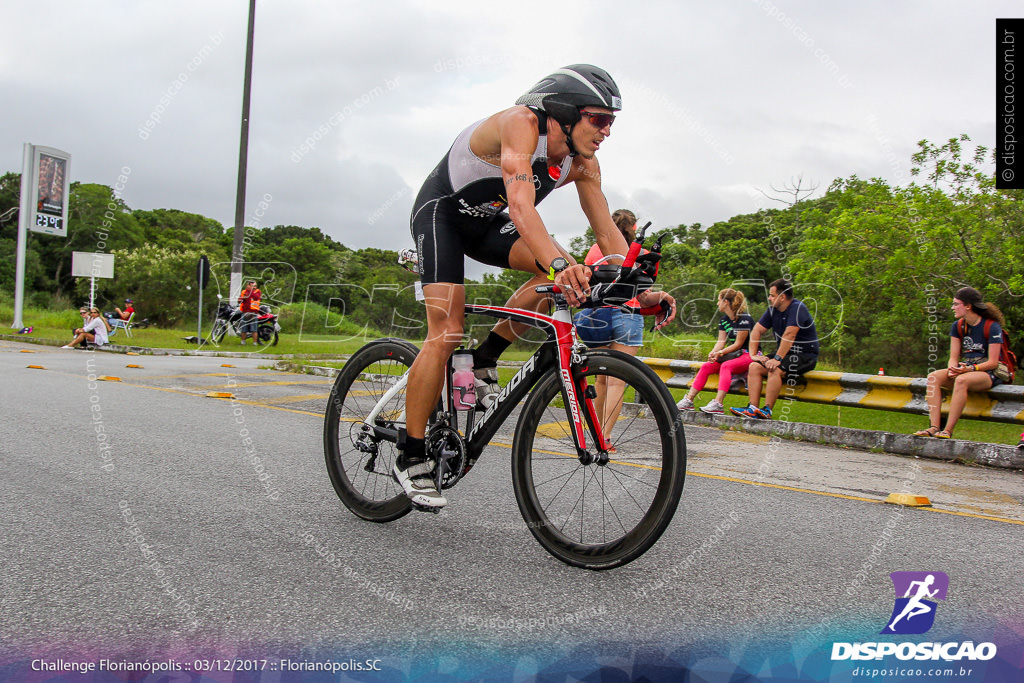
[515,64,622,126]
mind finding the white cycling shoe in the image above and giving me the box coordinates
[474,366,501,410]
[392,458,447,508]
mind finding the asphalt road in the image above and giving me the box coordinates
[2,339,1022,680]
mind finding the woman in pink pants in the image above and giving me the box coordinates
[677,288,755,414]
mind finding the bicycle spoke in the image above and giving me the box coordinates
[512,351,686,568]
[324,342,417,522]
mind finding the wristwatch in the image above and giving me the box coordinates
[548,257,569,281]
[772,354,782,361]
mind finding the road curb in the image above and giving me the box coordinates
[678,410,1024,470]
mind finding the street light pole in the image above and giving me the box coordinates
[230,0,256,305]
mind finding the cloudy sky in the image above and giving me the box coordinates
[2,1,1015,276]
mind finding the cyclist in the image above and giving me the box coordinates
[398,64,677,508]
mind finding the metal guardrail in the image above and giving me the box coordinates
[641,358,1024,425]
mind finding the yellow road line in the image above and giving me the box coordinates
[126,372,276,379]
[688,472,1024,525]
[259,393,332,405]
[196,379,334,389]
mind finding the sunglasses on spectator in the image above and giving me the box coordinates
[580,112,615,129]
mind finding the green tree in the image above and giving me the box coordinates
[133,208,225,249]
[790,136,1022,374]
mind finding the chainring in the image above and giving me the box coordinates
[425,424,468,490]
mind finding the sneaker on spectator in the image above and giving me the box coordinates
[729,404,760,418]
[753,405,773,420]
[677,396,695,411]
[392,455,447,508]
[700,399,724,414]
[474,366,501,410]
[1018,433,1024,449]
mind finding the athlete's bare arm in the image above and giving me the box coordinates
[492,108,566,269]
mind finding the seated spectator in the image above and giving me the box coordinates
[730,279,819,420]
[915,287,1009,439]
[114,299,135,321]
[73,306,88,337]
[63,307,111,349]
[677,288,755,414]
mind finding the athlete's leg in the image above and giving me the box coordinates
[401,194,467,507]
[405,283,466,440]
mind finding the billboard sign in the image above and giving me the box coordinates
[28,146,71,236]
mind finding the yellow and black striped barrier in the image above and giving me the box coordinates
[642,358,1024,425]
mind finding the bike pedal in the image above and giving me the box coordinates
[412,503,443,514]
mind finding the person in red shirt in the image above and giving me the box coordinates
[113,299,135,321]
[238,281,262,345]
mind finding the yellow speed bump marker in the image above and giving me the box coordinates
[221,364,236,368]
[27,365,46,369]
[126,364,144,368]
[206,391,235,399]
[126,352,140,356]
[20,349,35,353]
[98,376,122,382]
[885,493,932,507]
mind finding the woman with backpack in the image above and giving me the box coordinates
[914,286,1013,439]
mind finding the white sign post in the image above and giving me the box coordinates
[71,252,115,309]
[12,143,72,328]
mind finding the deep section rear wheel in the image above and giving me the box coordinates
[511,351,686,569]
[324,338,419,522]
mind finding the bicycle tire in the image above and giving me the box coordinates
[511,350,686,569]
[323,338,419,522]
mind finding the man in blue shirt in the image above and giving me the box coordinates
[731,279,819,419]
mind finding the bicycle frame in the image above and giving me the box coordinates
[361,287,610,468]
[459,289,610,462]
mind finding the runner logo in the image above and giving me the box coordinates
[832,570,996,663]
[881,571,948,635]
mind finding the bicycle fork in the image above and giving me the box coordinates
[551,309,612,465]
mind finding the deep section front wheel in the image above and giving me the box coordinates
[323,338,418,522]
[511,350,686,569]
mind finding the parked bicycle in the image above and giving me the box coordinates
[210,298,280,346]
[323,230,686,570]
